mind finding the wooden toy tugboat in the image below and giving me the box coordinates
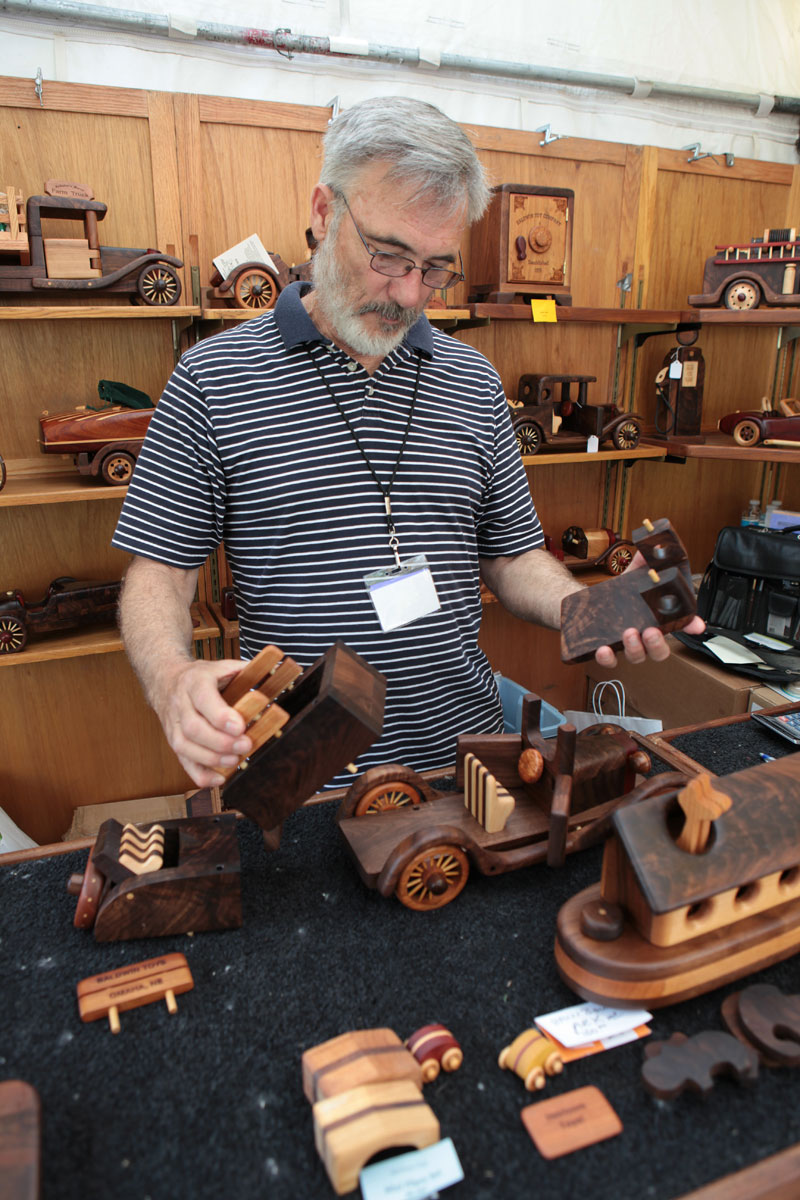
[555,756,800,1008]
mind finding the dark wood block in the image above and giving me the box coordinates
[0,1080,40,1200]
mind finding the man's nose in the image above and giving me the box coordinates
[386,268,430,308]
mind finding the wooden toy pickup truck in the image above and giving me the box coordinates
[509,374,642,457]
[336,695,653,910]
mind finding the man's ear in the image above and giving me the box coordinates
[309,184,336,243]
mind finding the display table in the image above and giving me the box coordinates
[2,722,799,1200]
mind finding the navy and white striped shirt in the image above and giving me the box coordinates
[113,283,543,782]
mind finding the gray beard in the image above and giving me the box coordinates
[311,234,421,358]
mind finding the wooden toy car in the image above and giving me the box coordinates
[718,400,800,447]
[336,696,653,911]
[405,1025,463,1081]
[39,396,154,485]
[0,185,182,304]
[510,374,642,456]
[0,576,121,653]
[555,757,800,1009]
[545,527,634,576]
[206,248,313,310]
[689,227,800,310]
[498,1028,564,1090]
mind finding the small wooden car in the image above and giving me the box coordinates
[509,374,642,456]
[0,576,121,653]
[39,396,154,485]
[0,185,182,304]
[336,696,653,910]
[718,402,800,447]
[689,227,800,310]
[206,248,313,310]
[545,527,634,576]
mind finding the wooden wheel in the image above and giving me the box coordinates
[353,780,423,816]
[136,262,181,305]
[515,422,542,456]
[0,615,27,653]
[395,844,469,910]
[732,419,762,447]
[611,418,641,450]
[99,450,136,485]
[724,278,760,310]
[233,268,278,310]
[606,544,633,575]
[68,845,105,929]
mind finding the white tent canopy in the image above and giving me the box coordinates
[1,0,799,162]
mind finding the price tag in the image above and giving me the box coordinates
[530,298,557,322]
[360,1138,464,1200]
[535,1000,651,1049]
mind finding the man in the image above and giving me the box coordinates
[113,96,703,790]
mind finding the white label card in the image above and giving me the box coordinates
[211,234,277,280]
[535,1001,652,1049]
[365,554,441,633]
[360,1138,464,1200]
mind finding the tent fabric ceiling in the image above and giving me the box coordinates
[1,0,798,163]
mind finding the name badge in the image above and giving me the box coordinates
[364,554,441,633]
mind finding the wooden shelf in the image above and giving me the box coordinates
[0,460,129,506]
[0,602,218,667]
[0,305,199,320]
[642,433,800,463]
[687,307,800,326]
[197,305,474,324]
[522,445,665,467]
[469,303,689,325]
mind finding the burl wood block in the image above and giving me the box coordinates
[302,1028,422,1103]
[223,640,386,831]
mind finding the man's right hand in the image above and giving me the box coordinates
[153,657,253,788]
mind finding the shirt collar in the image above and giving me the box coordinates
[274,280,434,359]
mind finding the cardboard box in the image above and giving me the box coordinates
[749,684,800,711]
[585,637,755,731]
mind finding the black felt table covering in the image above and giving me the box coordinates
[3,729,800,1200]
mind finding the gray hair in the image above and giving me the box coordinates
[321,96,491,224]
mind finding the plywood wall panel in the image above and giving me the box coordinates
[3,502,131,595]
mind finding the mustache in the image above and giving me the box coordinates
[356,300,418,325]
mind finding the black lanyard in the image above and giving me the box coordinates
[307,346,423,565]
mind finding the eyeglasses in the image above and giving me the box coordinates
[340,194,464,290]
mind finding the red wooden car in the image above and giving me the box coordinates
[39,397,154,485]
[718,404,800,447]
[0,577,121,653]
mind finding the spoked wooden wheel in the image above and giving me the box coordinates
[724,279,760,311]
[233,268,277,309]
[612,419,641,450]
[137,263,181,305]
[395,844,469,910]
[732,419,762,447]
[515,422,542,455]
[0,616,27,653]
[607,544,633,575]
[354,781,423,816]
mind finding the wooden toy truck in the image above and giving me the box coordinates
[336,696,654,910]
[688,227,800,310]
[0,184,182,304]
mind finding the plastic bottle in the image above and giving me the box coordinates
[741,498,762,527]
[764,498,783,529]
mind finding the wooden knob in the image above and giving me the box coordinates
[67,873,84,896]
[518,747,544,784]
[580,898,624,941]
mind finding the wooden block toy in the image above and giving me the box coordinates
[302,1028,422,1102]
[67,814,241,941]
[722,984,800,1066]
[555,755,800,1009]
[77,953,194,1033]
[405,1024,463,1081]
[463,751,515,833]
[0,1079,41,1200]
[217,640,387,834]
[641,1031,758,1099]
[560,517,696,663]
[521,1085,622,1159]
[312,1079,439,1196]
[498,1028,564,1090]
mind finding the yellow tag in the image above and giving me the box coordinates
[530,299,557,322]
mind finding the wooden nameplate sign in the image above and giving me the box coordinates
[218,640,387,832]
[77,953,193,1033]
[67,814,241,941]
[555,755,800,1008]
[560,517,696,663]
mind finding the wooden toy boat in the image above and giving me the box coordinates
[555,755,800,1008]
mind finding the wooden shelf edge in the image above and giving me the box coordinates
[0,305,199,320]
[0,463,128,507]
[641,434,800,463]
[522,446,666,466]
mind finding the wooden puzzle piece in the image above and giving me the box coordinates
[498,1028,564,1091]
[118,822,164,875]
[641,1030,758,1099]
[405,1025,463,1082]
[734,984,800,1065]
[77,952,194,1033]
[312,1079,439,1196]
[463,751,515,833]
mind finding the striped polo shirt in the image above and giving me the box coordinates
[112,282,543,783]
